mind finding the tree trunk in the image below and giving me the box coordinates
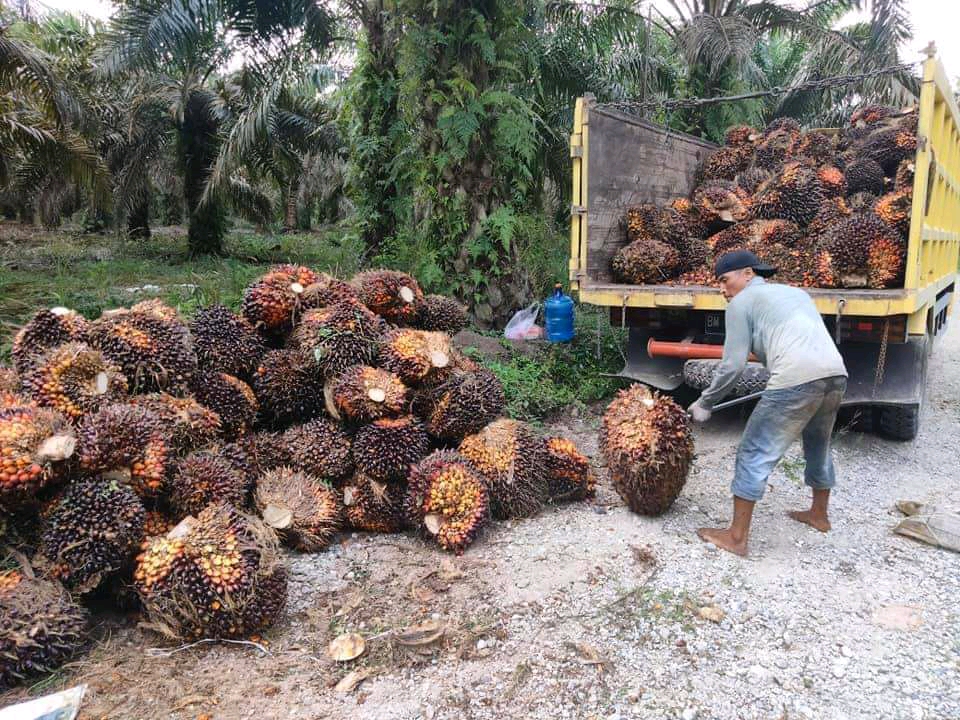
[127,200,151,239]
[182,92,226,255]
[283,177,298,233]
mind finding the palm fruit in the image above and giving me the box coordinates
[144,509,177,539]
[848,191,878,213]
[351,269,425,325]
[405,450,489,554]
[254,467,344,552]
[190,304,266,380]
[764,117,801,135]
[724,125,758,147]
[130,299,181,322]
[0,569,87,688]
[734,167,771,195]
[850,103,896,128]
[417,294,469,334]
[600,384,693,516]
[654,207,710,272]
[814,214,905,289]
[130,393,222,454]
[791,131,837,166]
[86,310,196,393]
[752,161,825,227]
[279,418,354,481]
[415,368,505,442]
[251,349,326,428]
[806,197,852,239]
[39,479,146,593]
[894,159,915,192]
[544,437,596,503]
[133,504,287,640]
[342,473,408,532]
[671,267,719,287]
[353,415,429,482]
[189,371,258,440]
[611,239,680,284]
[77,403,170,498]
[709,219,803,256]
[860,127,917,173]
[700,146,750,181]
[20,342,128,421]
[241,264,322,336]
[625,203,663,243]
[667,197,709,240]
[252,430,289,472]
[866,232,908,289]
[287,303,382,379]
[169,447,251,517]
[874,190,912,238]
[299,271,363,308]
[328,365,408,423]
[753,129,795,169]
[11,308,89,376]
[692,181,750,228]
[843,158,885,197]
[378,328,455,386]
[0,406,75,504]
[816,165,847,199]
[458,418,548,520]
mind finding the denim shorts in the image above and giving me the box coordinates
[731,376,847,502]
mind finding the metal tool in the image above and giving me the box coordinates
[710,391,764,411]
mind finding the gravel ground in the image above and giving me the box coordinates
[3,325,958,720]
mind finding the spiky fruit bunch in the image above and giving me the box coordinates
[10,308,89,376]
[40,479,145,593]
[458,418,548,520]
[709,219,803,256]
[129,299,180,322]
[625,203,663,243]
[190,304,266,380]
[874,190,912,238]
[894,159,915,192]
[693,181,750,228]
[753,243,816,287]
[414,368,505,442]
[600,385,693,516]
[86,310,197,393]
[667,197,709,240]
[806,197,852,239]
[816,165,847,198]
[0,570,87,689]
[78,403,171,498]
[654,208,710,272]
[860,127,918,173]
[814,214,906,289]
[252,430,289,472]
[847,191,878,213]
[843,158,885,196]
[850,103,896,128]
[353,415,429,482]
[0,406,75,504]
[189,371,258,440]
[252,350,326,428]
[255,468,344,552]
[241,264,322,336]
[791,131,837,166]
[134,504,287,640]
[19,342,128,421]
[300,272,363,308]
[544,437,596,503]
[351,270,425,324]
[131,393,222,453]
[342,473,408,532]
[279,418,354,481]
[764,117,801,136]
[288,304,382,379]
[417,295,469,334]
[752,162,825,226]
[754,129,796,169]
[329,365,408,423]
[378,329,454,386]
[612,239,680,284]
[170,448,251,517]
[144,510,177,539]
[671,267,719,287]
[734,167,771,195]
[700,146,750,181]
[724,125,758,147]
[405,450,489,554]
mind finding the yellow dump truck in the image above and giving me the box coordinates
[569,54,960,440]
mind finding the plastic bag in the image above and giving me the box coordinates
[504,303,543,340]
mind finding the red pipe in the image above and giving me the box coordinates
[647,338,758,362]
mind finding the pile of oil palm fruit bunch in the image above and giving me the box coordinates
[613,103,919,289]
[0,267,595,686]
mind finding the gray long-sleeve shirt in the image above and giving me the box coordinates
[699,277,848,410]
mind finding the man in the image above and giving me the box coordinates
[687,250,848,557]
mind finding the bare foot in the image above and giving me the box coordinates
[697,527,748,557]
[788,510,831,532]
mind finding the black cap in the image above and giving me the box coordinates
[714,249,777,278]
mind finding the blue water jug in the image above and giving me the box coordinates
[545,283,575,343]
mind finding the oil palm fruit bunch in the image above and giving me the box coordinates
[625,203,664,243]
[252,350,326,429]
[874,190,913,238]
[791,131,837,166]
[77,403,171,498]
[764,117,801,135]
[843,158,885,196]
[692,181,750,229]
[611,239,680,284]
[0,406,75,505]
[734,167,771,195]
[252,430,289,472]
[86,308,197,393]
[414,368,505,442]
[190,304,265,380]
[39,479,145,593]
[278,418,354,482]
[342,473,408,532]
[860,126,918,173]
[133,504,287,640]
[0,568,87,688]
[600,384,694,516]
[724,125,758,147]
[169,447,252,517]
[287,303,382,380]
[11,307,89,376]
[130,393,222,454]
[20,342,128,421]
[806,197,852,239]
[458,418,548,520]
[752,161,825,227]
[709,219,803,257]
[353,415,429,482]
[850,103,897,128]
[656,208,710,273]
[894,159,915,192]
[254,467,344,552]
[189,371,258,440]
[847,191,879,213]
[667,197,709,241]
[544,437,596,503]
[328,365,408,423]
[416,295,469,334]
[405,450,489,554]
[299,271,362,308]
[378,328,454,386]
[753,129,796,169]
[816,165,847,199]
[700,145,750,181]
[143,509,177,539]
[351,269,424,325]
[241,264,322,338]
[814,214,906,289]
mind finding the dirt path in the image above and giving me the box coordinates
[4,325,959,720]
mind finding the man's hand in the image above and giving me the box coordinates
[688,399,712,423]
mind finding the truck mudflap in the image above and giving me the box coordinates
[618,328,685,390]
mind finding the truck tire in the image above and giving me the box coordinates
[683,360,770,397]
[877,405,920,441]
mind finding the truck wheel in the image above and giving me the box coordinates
[877,405,920,441]
[683,360,770,397]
